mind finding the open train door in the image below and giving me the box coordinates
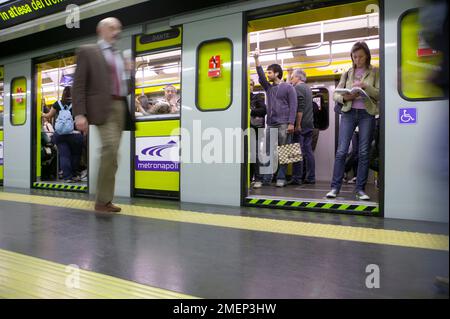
[181,13,244,206]
[244,0,382,216]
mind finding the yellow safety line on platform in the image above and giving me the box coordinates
[0,192,448,252]
[0,249,198,299]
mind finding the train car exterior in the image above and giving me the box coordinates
[0,0,448,223]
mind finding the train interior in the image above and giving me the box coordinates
[34,55,89,190]
[134,49,181,120]
[246,6,380,212]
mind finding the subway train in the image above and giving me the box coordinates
[0,0,448,223]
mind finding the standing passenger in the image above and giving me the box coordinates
[290,69,315,185]
[253,49,297,187]
[249,79,267,188]
[42,86,83,183]
[326,42,379,200]
[72,17,135,213]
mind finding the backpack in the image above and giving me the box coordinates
[55,101,74,135]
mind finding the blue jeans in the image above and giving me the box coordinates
[344,131,359,176]
[52,132,84,180]
[292,128,315,183]
[331,109,375,192]
[262,124,290,183]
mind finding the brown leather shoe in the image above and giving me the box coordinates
[95,202,121,213]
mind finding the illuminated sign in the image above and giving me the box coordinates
[0,0,95,30]
[139,28,180,45]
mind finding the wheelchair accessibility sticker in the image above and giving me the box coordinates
[399,108,417,124]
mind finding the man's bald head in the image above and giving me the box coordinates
[97,17,122,45]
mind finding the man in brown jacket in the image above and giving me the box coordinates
[72,17,135,213]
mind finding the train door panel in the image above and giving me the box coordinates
[245,0,381,215]
[181,13,243,206]
[132,28,182,199]
[384,0,449,222]
[3,60,31,188]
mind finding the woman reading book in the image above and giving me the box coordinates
[326,41,379,201]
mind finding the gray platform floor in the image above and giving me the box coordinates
[0,188,448,298]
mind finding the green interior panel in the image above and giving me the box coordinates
[11,77,27,126]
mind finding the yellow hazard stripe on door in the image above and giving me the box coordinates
[246,198,379,214]
[0,249,198,299]
[33,182,87,192]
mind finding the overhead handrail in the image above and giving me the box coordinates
[135,81,180,90]
[252,21,325,57]
[250,12,380,58]
[299,41,333,70]
[136,61,180,72]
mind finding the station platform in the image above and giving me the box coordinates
[0,187,448,299]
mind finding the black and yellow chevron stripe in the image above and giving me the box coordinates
[33,182,87,192]
[245,198,379,214]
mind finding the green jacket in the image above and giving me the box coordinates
[333,65,380,116]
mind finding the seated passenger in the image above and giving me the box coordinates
[42,117,54,144]
[149,101,171,114]
[135,96,145,117]
[160,85,180,114]
[42,86,84,183]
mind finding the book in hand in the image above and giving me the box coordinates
[335,87,370,99]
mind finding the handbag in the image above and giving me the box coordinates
[277,142,302,164]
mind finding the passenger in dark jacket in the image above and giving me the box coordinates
[249,79,267,186]
[290,68,316,185]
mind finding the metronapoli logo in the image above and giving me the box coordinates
[135,137,180,172]
[141,140,177,157]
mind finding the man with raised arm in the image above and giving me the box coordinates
[253,49,297,188]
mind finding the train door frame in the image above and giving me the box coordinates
[31,50,89,192]
[0,65,4,186]
[131,26,183,200]
[241,0,385,217]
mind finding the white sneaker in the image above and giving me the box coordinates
[276,180,286,187]
[80,169,88,179]
[326,189,339,198]
[253,182,262,189]
[348,177,357,184]
[356,191,370,201]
